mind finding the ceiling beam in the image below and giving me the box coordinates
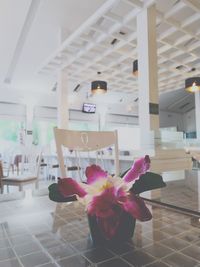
[38,0,119,73]
[182,0,200,12]
[4,0,41,84]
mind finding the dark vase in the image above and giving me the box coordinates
[87,212,136,245]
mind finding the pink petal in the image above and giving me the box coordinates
[87,187,117,218]
[122,193,152,221]
[58,178,87,198]
[123,155,150,183]
[85,164,107,184]
[116,187,127,203]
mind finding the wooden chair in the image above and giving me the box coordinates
[0,147,42,193]
[54,128,120,180]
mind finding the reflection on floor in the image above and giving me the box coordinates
[0,179,52,202]
[0,195,200,267]
[144,170,200,214]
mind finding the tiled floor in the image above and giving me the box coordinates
[0,195,200,267]
[143,170,200,214]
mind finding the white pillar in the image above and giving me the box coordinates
[198,171,200,211]
[25,104,34,146]
[98,106,107,131]
[57,68,69,129]
[195,90,200,140]
[137,5,159,149]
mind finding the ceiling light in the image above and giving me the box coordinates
[73,84,81,92]
[133,60,138,76]
[185,77,200,93]
[111,38,118,45]
[91,81,107,94]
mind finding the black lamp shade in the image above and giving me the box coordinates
[91,80,107,94]
[133,60,138,76]
[185,77,200,93]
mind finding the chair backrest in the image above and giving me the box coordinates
[0,161,3,188]
[8,145,42,178]
[54,128,119,179]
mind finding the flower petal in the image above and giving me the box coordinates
[85,164,107,184]
[58,178,87,198]
[123,155,150,183]
[87,187,118,218]
[122,193,152,221]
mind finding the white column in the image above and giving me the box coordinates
[98,106,108,131]
[198,171,200,211]
[57,68,69,129]
[25,104,34,146]
[137,5,159,149]
[195,90,200,140]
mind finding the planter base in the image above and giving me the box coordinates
[87,212,135,245]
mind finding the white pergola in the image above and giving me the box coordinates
[38,0,200,95]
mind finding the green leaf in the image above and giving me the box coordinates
[48,183,77,202]
[130,172,166,194]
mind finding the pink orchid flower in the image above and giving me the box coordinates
[57,155,152,239]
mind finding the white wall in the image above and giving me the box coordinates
[0,102,196,134]
[160,108,196,135]
[0,102,25,119]
[0,102,138,126]
[182,109,196,132]
[159,110,184,131]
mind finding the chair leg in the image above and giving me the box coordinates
[19,184,23,191]
[35,181,39,190]
[0,186,3,194]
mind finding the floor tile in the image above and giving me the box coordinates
[181,245,200,262]
[1,195,200,267]
[20,251,51,267]
[5,227,29,237]
[57,254,93,267]
[71,238,97,252]
[162,252,199,267]
[37,263,58,267]
[37,237,63,249]
[160,237,190,250]
[106,242,135,255]
[131,236,153,248]
[97,257,131,267]
[145,231,171,242]
[178,230,200,243]
[83,248,114,263]
[145,261,170,267]
[143,243,174,258]
[14,240,41,256]
[122,250,156,266]
[0,238,10,249]
[9,234,34,246]
[161,226,186,236]
[0,258,21,267]
[0,247,15,261]
[48,243,77,260]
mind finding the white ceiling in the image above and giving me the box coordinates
[0,0,199,111]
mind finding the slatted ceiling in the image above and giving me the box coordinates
[156,0,177,13]
[39,0,200,94]
[111,1,132,16]
[176,6,195,21]
[166,30,184,43]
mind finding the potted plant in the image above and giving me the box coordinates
[48,155,165,245]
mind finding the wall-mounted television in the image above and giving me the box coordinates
[82,103,96,113]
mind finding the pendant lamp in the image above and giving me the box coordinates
[91,80,107,94]
[185,77,200,93]
[133,60,138,76]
